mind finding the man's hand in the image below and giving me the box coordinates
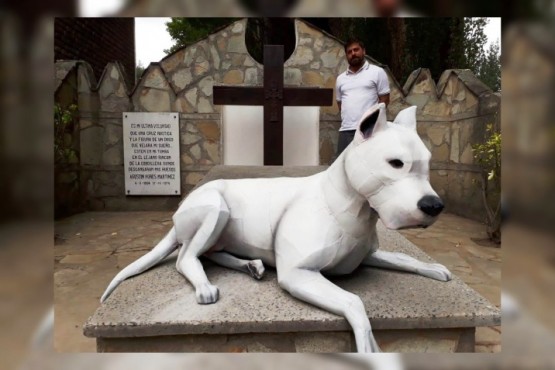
[378,94,390,106]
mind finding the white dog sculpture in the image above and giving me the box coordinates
[101,103,452,353]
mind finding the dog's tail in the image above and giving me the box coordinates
[100,227,179,303]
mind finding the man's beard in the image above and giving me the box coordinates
[348,56,364,68]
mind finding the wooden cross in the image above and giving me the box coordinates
[213,45,333,165]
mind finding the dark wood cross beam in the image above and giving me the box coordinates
[213,45,333,165]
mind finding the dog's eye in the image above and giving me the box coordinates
[388,159,404,169]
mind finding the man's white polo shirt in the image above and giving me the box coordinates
[335,61,390,131]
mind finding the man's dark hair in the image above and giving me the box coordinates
[344,38,365,52]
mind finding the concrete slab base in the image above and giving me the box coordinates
[96,328,475,353]
[83,166,499,353]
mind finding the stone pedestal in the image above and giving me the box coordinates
[84,166,499,352]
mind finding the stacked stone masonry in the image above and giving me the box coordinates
[54,18,500,221]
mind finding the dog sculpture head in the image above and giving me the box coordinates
[344,103,444,230]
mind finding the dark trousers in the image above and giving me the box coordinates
[337,130,356,157]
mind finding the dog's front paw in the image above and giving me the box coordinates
[196,284,219,304]
[417,263,452,282]
[246,259,265,280]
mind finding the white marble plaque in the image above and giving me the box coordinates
[123,112,181,195]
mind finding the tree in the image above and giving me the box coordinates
[54,104,78,165]
[461,18,489,73]
[472,123,501,244]
[478,40,501,91]
[135,61,146,83]
[164,18,236,54]
[307,18,487,84]
[404,18,458,82]
[161,17,495,87]
[448,18,499,92]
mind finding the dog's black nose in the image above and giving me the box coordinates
[417,195,444,217]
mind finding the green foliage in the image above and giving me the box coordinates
[404,18,458,82]
[449,18,500,91]
[472,123,501,243]
[308,18,494,85]
[397,17,499,88]
[462,18,489,72]
[135,61,146,83]
[473,123,501,182]
[54,104,79,164]
[478,40,501,91]
[446,18,466,70]
[164,18,237,54]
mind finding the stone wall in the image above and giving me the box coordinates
[400,68,500,220]
[54,18,500,222]
[55,62,82,218]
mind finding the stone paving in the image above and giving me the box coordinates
[54,211,500,352]
[399,213,501,353]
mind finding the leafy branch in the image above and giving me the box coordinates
[472,123,501,243]
[54,104,79,164]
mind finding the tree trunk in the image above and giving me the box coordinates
[386,18,406,81]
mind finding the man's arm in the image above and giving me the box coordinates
[376,67,390,106]
[378,94,390,106]
[335,75,342,114]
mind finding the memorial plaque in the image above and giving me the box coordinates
[123,112,181,195]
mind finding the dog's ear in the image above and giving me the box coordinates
[358,103,388,139]
[393,106,417,131]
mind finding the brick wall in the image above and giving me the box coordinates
[55,18,135,89]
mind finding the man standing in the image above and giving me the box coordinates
[335,38,391,156]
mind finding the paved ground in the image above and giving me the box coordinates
[54,211,500,353]
[399,214,501,353]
